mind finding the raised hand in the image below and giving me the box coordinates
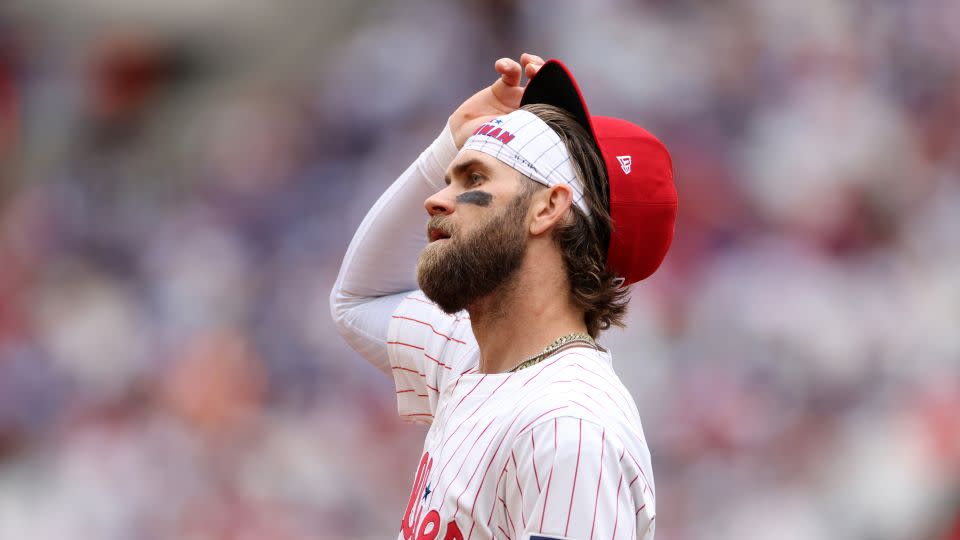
[449,53,546,148]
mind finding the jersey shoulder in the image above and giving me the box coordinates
[510,348,656,507]
[513,348,644,437]
[386,291,479,422]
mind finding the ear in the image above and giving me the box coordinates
[529,184,574,236]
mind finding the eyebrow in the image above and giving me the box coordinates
[443,158,488,185]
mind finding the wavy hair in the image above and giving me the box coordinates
[521,103,628,338]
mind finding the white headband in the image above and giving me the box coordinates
[462,109,590,216]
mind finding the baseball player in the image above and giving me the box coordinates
[331,53,677,540]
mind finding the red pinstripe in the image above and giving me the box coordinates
[392,314,468,344]
[435,415,498,511]
[511,452,526,528]
[520,352,582,389]
[565,397,605,423]
[588,428,605,540]
[570,361,636,413]
[396,389,428,397]
[427,420,485,507]
[498,495,517,536]
[562,390,608,416]
[403,412,434,418]
[624,447,654,497]
[459,398,576,529]
[458,424,513,523]
[462,376,511,420]
[515,406,569,436]
[424,352,454,370]
[538,419,557,531]
[428,376,512,506]
[551,380,631,428]
[433,376,511,475]
[635,503,646,516]
[485,467,508,528]
[562,395,653,497]
[566,359,618,389]
[530,430,541,492]
[391,342,653,538]
[611,474,623,540]
[457,396,576,534]
[449,373,465,395]
[392,365,422,375]
[388,340,424,350]
[563,419,583,537]
[464,398,546,524]
[390,365,438,392]
[432,408,475,462]
[449,375,487,418]
[565,375,632,423]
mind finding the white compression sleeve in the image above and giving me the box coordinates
[330,123,458,375]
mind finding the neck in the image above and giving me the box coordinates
[467,249,588,374]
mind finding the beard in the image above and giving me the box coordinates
[416,194,529,314]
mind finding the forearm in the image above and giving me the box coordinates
[330,123,458,371]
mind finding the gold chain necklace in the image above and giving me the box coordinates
[508,332,597,373]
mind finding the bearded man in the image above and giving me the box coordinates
[331,53,677,540]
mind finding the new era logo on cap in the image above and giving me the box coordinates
[521,59,678,286]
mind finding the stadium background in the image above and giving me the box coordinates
[1,0,958,538]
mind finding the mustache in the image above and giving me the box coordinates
[426,215,456,241]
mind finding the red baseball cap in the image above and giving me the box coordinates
[520,59,678,285]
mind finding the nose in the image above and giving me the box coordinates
[424,186,455,217]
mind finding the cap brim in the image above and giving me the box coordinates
[520,60,597,143]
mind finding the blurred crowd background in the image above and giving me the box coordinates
[1,0,958,539]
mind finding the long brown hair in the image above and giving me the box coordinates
[521,103,628,337]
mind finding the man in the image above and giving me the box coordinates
[331,53,676,540]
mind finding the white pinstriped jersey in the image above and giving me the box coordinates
[388,291,656,540]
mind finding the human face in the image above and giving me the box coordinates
[416,151,533,314]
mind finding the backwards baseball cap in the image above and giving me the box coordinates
[520,59,678,285]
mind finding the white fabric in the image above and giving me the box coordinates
[388,292,656,540]
[330,122,655,539]
[329,123,459,375]
[463,109,590,216]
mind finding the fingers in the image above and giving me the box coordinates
[520,53,545,67]
[487,53,546,113]
[520,52,546,80]
[495,57,522,87]
[495,54,547,86]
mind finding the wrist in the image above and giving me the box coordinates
[448,110,471,149]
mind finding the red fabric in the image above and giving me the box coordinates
[522,60,678,285]
[594,116,677,284]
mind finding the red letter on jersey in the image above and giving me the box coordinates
[442,520,464,540]
[416,510,441,540]
[402,452,433,540]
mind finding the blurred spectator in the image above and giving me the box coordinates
[0,1,957,539]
